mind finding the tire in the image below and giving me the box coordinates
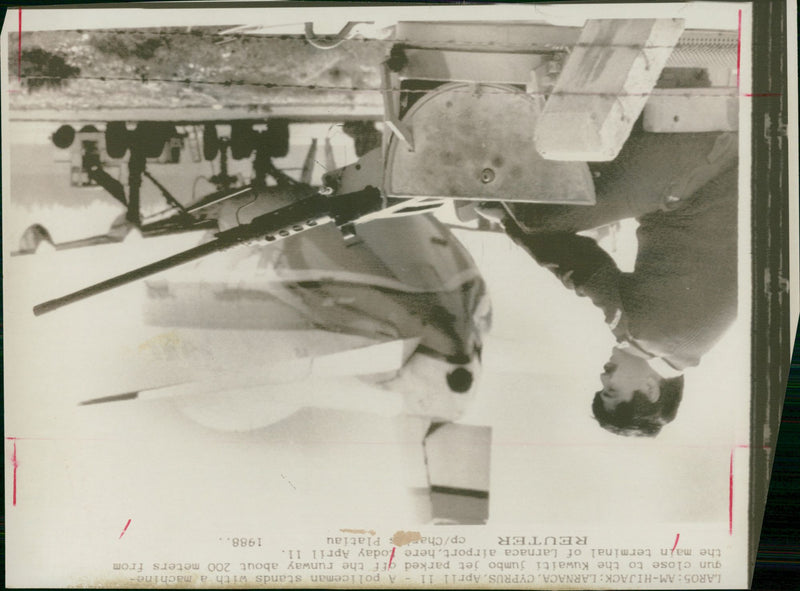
[133,122,169,158]
[230,122,255,160]
[260,119,290,158]
[203,123,219,161]
[105,121,129,159]
[51,125,75,149]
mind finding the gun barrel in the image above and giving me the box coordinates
[33,189,383,316]
[33,238,229,316]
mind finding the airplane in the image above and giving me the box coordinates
[11,116,494,523]
[18,17,738,314]
[8,16,738,524]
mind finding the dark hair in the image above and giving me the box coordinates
[591,375,684,437]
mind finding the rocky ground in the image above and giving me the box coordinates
[8,27,388,111]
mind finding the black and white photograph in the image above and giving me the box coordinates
[2,1,796,589]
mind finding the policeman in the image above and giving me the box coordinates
[483,126,738,436]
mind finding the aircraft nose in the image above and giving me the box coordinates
[446,367,473,393]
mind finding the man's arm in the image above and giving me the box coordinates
[504,218,627,333]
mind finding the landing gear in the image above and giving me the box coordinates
[209,136,238,189]
[252,121,293,189]
[121,123,172,225]
[202,124,240,190]
[135,122,172,158]
[260,120,290,159]
[202,120,293,190]
[230,122,256,160]
[51,124,76,149]
[105,122,129,159]
[202,123,219,161]
[228,120,290,162]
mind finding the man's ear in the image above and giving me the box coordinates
[643,375,661,402]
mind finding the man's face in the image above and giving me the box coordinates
[598,348,659,411]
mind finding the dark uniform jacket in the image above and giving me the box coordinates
[507,129,739,370]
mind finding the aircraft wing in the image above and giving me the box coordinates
[80,337,420,409]
[76,331,491,525]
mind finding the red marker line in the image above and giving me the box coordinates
[744,93,782,97]
[729,449,735,535]
[18,9,22,82]
[387,547,396,570]
[671,533,680,553]
[11,439,19,506]
[119,518,132,539]
[736,9,742,89]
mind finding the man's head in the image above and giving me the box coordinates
[591,347,684,437]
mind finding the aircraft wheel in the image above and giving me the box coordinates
[133,122,169,158]
[51,125,76,149]
[19,224,55,254]
[260,119,290,158]
[230,122,255,160]
[105,122,129,159]
[203,123,219,161]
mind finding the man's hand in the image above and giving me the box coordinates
[505,216,626,333]
[507,229,615,286]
